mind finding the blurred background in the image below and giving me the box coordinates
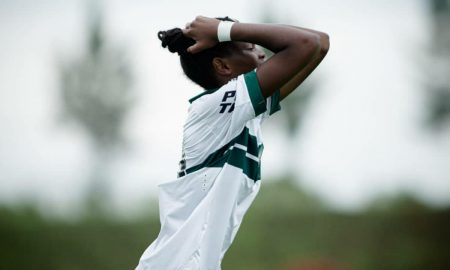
[1,0,449,269]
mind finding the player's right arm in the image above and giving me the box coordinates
[183,16,322,98]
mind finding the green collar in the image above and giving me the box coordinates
[188,88,219,103]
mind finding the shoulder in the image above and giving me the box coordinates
[189,75,241,114]
[189,70,266,117]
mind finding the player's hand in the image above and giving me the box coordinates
[182,16,220,54]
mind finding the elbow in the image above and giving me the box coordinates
[319,32,330,57]
[290,31,329,65]
[298,33,322,57]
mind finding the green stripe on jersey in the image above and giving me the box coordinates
[189,88,219,104]
[184,127,263,181]
[270,89,282,115]
[227,146,261,181]
[244,70,267,117]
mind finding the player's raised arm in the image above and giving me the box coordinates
[182,16,325,98]
[278,26,330,100]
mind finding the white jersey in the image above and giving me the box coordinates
[136,70,281,270]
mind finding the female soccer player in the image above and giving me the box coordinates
[136,15,329,270]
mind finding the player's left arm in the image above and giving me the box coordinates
[279,26,329,100]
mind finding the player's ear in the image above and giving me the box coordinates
[212,57,232,76]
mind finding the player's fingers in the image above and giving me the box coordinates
[187,43,202,54]
[182,28,191,37]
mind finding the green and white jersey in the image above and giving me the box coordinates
[178,69,281,180]
[136,70,281,270]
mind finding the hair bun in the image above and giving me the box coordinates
[157,28,195,55]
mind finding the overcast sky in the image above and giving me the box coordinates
[0,0,449,217]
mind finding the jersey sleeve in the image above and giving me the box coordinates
[266,88,282,116]
[242,70,268,117]
[244,70,281,117]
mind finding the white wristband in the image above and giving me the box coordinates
[217,21,235,42]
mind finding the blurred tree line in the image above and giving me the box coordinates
[0,179,449,270]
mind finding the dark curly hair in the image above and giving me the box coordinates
[157,17,237,89]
